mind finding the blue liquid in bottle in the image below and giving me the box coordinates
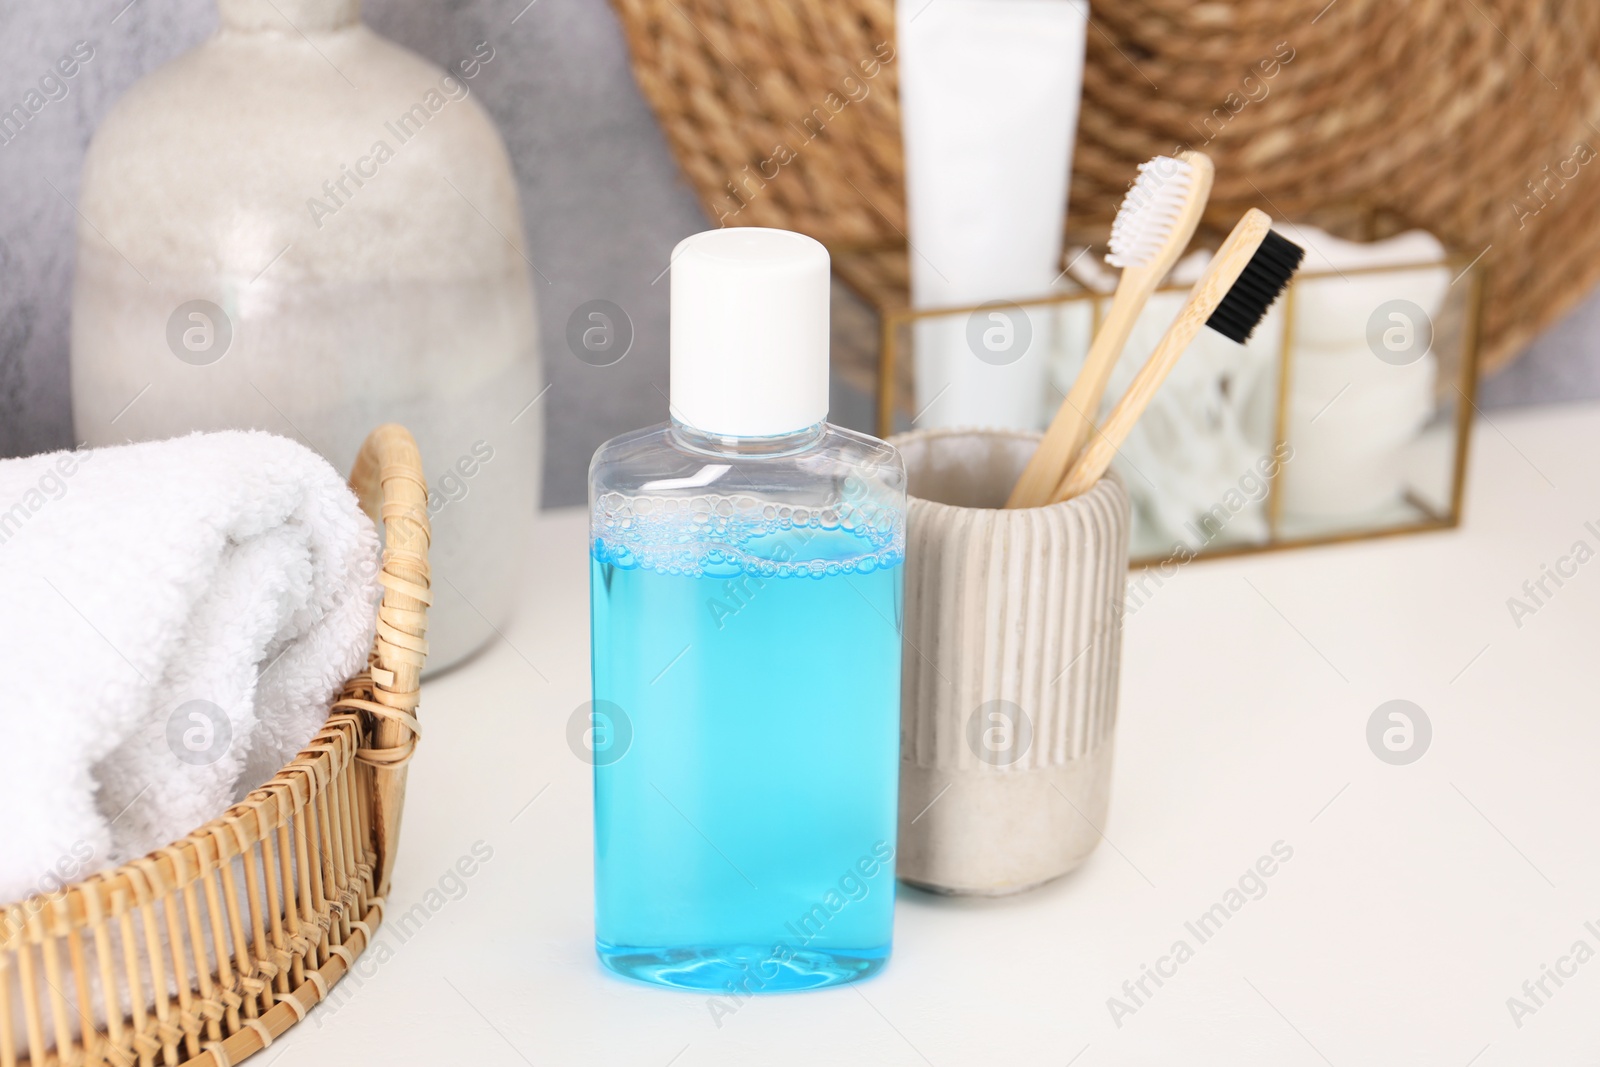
[588,225,906,991]
[590,508,903,991]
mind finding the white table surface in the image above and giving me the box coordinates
[278,402,1600,1066]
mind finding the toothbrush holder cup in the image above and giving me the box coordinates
[891,427,1130,896]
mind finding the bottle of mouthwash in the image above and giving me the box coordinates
[588,228,906,992]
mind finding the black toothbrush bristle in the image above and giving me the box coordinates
[1205,230,1306,344]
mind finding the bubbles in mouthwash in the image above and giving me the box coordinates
[592,491,903,577]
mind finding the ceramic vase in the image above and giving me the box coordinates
[70,0,541,672]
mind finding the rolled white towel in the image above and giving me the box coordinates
[0,430,382,903]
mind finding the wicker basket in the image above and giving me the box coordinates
[610,0,1600,372]
[0,424,430,1067]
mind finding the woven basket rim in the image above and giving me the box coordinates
[0,423,430,1067]
[0,711,368,943]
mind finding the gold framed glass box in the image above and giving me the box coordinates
[829,245,1482,565]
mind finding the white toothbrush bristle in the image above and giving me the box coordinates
[1105,156,1194,270]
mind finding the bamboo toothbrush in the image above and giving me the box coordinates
[1052,208,1305,502]
[1005,151,1214,509]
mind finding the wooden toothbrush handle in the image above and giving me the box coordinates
[1052,209,1272,503]
[1008,152,1214,510]
[1005,270,1155,508]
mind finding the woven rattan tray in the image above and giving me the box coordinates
[0,424,430,1067]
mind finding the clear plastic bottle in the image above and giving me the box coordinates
[587,229,906,992]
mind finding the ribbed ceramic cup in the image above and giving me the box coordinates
[890,427,1130,895]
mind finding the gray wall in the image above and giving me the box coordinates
[0,0,1594,505]
[1477,289,1600,408]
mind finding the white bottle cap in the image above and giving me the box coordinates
[669,227,830,437]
